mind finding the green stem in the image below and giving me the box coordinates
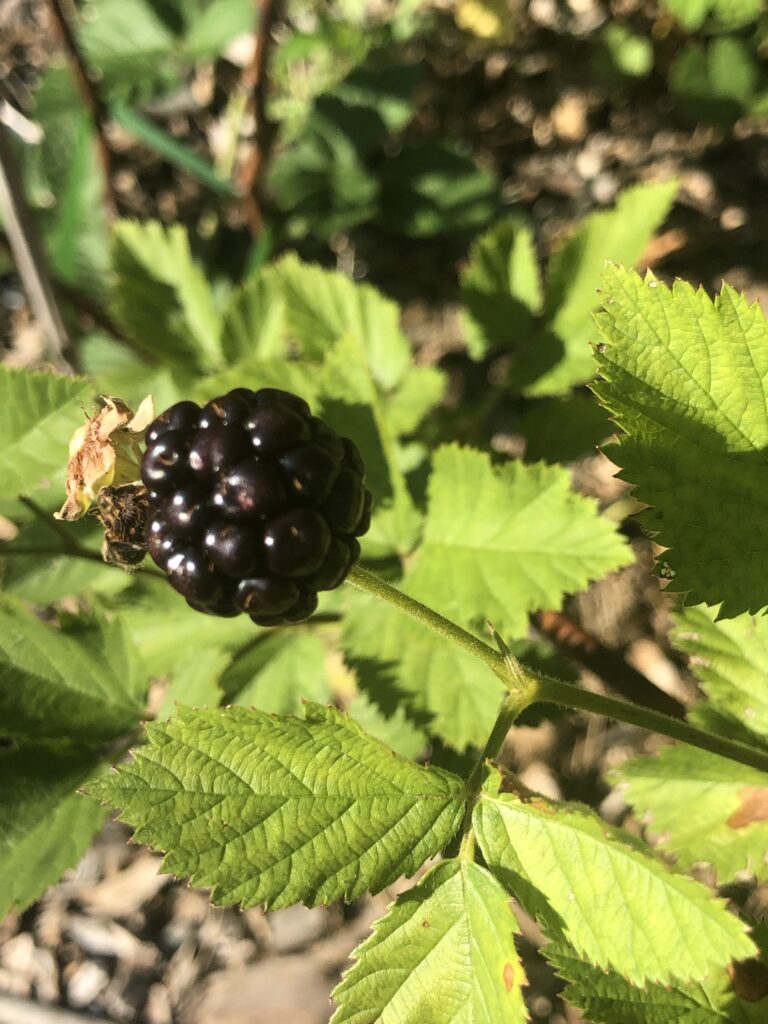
[457,689,535,858]
[345,566,768,775]
[345,566,506,678]
[537,675,768,774]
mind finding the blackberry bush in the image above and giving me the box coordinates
[141,388,371,626]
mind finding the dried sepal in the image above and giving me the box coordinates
[55,395,155,521]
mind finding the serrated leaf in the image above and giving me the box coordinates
[592,266,768,616]
[0,745,105,918]
[89,703,465,909]
[158,646,228,719]
[614,745,768,882]
[460,215,543,360]
[0,367,92,498]
[331,859,527,1023]
[519,180,677,396]
[406,445,633,636]
[219,272,288,365]
[674,604,768,739]
[343,586,504,751]
[111,220,221,371]
[546,941,766,1024]
[266,255,410,388]
[345,694,427,760]
[221,631,332,714]
[0,596,147,743]
[112,576,254,678]
[474,769,756,984]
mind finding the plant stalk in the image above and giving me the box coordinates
[345,566,507,678]
[345,566,768,775]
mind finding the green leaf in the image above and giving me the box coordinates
[112,576,253,678]
[598,24,653,80]
[89,703,465,908]
[0,367,92,499]
[183,0,254,57]
[111,103,236,197]
[406,445,632,635]
[669,39,759,124]
[345,694,426,760]
[592,266,768,616]
[264,257,422,551]
[158,647,229,719]
[221,632,332,714]
[385,365,446,437]
[45,113,109,293]
[460,215,543,359]
[110,220,222,371]
[266,255,410,388]
[79,0,178,99]
[511,394,614,464]
[0,745,105,918]
[331,859,527,1023]
[474,769,756,984]
[520,180,677,396]
[546,942,767,1024]
[662,0,763,30]
[343,586,504,751]
[219,272,288,365]
[269,103,380,239]
[378,141,499,238]
[674,604,768,740]
[0,596,147,743]
[614,745,768,883]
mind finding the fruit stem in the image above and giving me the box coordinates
[345,566,507,678]
[345,566,768,775]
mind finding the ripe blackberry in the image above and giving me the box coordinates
[141,389,370,626]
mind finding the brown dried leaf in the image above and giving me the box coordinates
[727,787,768,830]
[55,395,154,521]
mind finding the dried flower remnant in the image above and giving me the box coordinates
[55,395,155,521]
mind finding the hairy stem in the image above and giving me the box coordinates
[536,675,768,773]
[345,566,506,678]
[345,565,768,774]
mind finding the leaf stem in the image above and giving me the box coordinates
[345,565,768,775]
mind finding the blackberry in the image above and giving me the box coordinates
[141,388,370,626]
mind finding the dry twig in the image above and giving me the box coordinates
[0,124,70,368]
[45,0,118,215]
[239,0,284,235]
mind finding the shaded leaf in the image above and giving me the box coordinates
[673,604,768,740]
[546,941,767,1024]
[0,745,105,918]
[110,220,221,372]
[593,267,768,616]
[0,596,147,743]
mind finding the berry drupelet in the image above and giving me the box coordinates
[141,388,371,626]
